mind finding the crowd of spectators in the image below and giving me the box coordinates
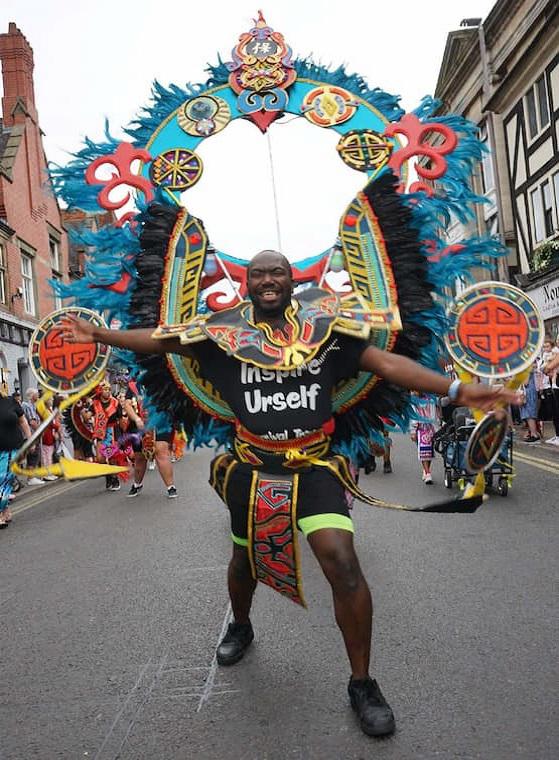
[518,334,559,444]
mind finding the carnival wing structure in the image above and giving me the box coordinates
[50,12,505,460]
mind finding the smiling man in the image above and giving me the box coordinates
[246,250,293,317]
[61,247,519,739]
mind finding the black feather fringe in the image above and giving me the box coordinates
[128,203,215,437]
[332,171,434,461]
[131,173,436,458]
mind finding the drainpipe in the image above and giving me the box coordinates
[478,22,510,283]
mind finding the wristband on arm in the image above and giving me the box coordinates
[447,379,462,402]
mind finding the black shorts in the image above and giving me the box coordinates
[215,464,353,545]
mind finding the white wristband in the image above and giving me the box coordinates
[448,379,462,402]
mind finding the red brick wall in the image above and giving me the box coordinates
[0,23,69,323]
[0,127,69,321]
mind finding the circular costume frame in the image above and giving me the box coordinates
[50,11,517,456]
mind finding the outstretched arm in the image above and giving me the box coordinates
[60,316,190,357]
[359,345,521,411]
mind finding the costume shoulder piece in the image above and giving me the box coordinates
[50,12,505,454]
[154,287,398,371]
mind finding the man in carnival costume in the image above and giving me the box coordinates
[49,12,527,739]
[62,249,518,737]
[91,379,127,491]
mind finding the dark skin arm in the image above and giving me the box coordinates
[62,317,520,411]
[60,316,191,357]
[359,345,521,412]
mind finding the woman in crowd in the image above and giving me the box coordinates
[520,363,541,443]
[0,385,31,527]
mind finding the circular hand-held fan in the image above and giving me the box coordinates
[446,282,543,476]
[29,307,110,393]
[13,308,126,481]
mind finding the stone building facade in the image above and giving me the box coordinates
[434,0,559,335]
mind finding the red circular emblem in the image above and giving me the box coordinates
[445,282,543,378]
[29,307,110,392]
[457,296,529,365]
[38,329,97,382]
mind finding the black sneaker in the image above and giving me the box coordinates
[348,676,395,737]
[127,483,143,498]
[364,457,376,474]
[216,621,254,666]
[108,476,121,492]
[167,486,178,499]
[383,461,393,474]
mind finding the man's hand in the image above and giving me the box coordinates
[60,316,97,344]
[455,383,522,412]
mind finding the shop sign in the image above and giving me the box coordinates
[526,275,559,321]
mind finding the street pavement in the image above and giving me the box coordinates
[1,433,558,760]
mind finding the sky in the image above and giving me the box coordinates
[0,0,496,261]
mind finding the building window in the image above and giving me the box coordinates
[542,180,554,239]
[481,149,495,195]
[479,124,495,195]
[0,244,6,304]
[531,177,559,244]
[52,274,63,310]
[525,74,550,140]
[485,215,498,237]
[21,253,36,315]
[49,236,61,272]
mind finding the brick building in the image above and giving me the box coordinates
[0,22,69,393]
[62,208,115,280]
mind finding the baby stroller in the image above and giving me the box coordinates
[433,406,514,497]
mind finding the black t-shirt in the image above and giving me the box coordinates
[193,333,367,439]
[0,396,25,451]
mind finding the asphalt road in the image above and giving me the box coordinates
[1,434,558,760]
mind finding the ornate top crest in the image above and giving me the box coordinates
[226,10,297,132]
